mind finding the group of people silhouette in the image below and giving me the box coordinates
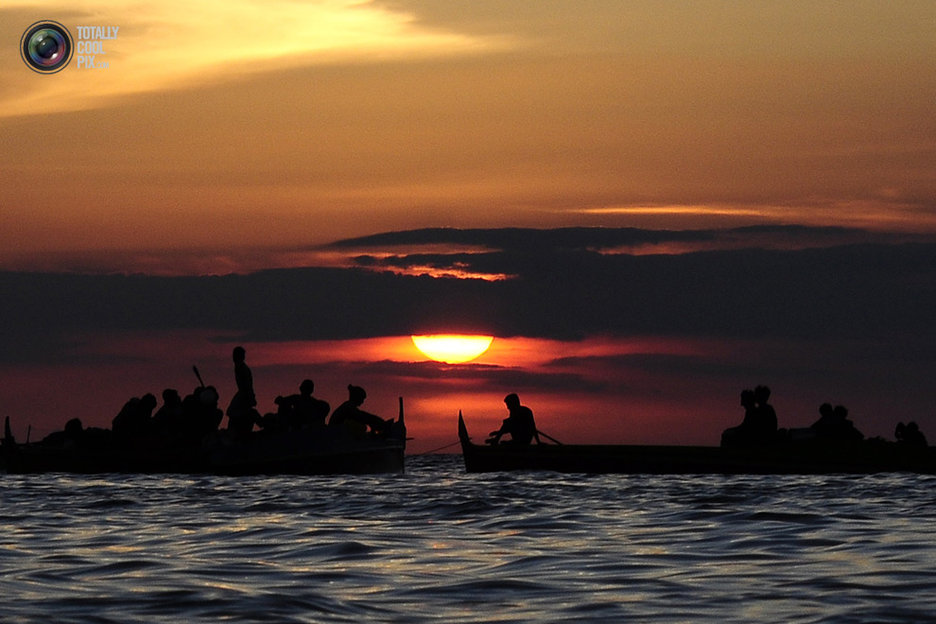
[721,385,929,449]
[720,385,778,447]
[39,357,931,453]
[895,421,928,448]
[809,403,863,442]
[112,385,222,444]
[482,387,932,451]
[107,346,394,445]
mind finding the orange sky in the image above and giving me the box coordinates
[2,2,936,452]
[2,1,935,267]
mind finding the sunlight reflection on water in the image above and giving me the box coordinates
[1,458,935,622]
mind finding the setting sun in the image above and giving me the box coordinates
[411,335,494,364]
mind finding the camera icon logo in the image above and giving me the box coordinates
[21,21,73,74]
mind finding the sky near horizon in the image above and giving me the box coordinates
[2,2,936,452]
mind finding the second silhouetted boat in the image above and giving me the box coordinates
[458,413,936,475]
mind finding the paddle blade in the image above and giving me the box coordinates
[192,365,205,388]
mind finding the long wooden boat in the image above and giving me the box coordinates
[2,400,406,476]
[458,414,936,475]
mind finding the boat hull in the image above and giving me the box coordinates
[2,428,406,476]
[458,415,936,475]
[2,401,407,476]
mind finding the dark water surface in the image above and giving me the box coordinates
[2,456,935,623]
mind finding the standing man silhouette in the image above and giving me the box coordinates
[226,345,258,437]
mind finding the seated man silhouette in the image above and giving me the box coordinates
[752,385,778,439]
[487,393,540,446]
[152,388,184,440]
[328,385,391,436]
[112,393,157,442]
[895,421,928,448]
[721,386,778,447]
[182,385,224,441]
[810,403,864,442]
[262,381,329,432]
[260,394,294,433]
[290,379,330,429]
[721,389,755,448]
[40,417,84,447]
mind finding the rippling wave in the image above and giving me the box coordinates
[2,457,935,622]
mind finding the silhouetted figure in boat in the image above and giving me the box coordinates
[182,385,224,441]
[152,388,184,440]
[810,403,864,442]
[329,385,391,436]
[226,346,260,438]
[722,389,752,448]
[63,417,83,441]
[895,421,928,448]
[722,385,779,447]
[753,385,778,438]
[261,380,330,432]
[487,393,540,446]
[810,403,835,437]
[291,379,330,429]
[41,417,84,447]
[112,393,157,441]
[260,395,293,432]
[721,385,780,447]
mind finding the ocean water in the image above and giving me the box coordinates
[1,456,935,623]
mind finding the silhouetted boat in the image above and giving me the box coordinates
[458,414,936,475]
[2,400,406,476]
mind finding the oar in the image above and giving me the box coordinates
[193,365,205,388]
[537,429,563,445]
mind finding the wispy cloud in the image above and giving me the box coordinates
[1,0,513,117]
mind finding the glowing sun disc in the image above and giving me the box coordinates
[411,334,494,364]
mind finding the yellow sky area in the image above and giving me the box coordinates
[1,0,508,118]
[1,2,935,264]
